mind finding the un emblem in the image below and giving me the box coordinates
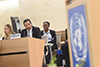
[70,12,88,61]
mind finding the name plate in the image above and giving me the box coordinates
[10,33,21,39]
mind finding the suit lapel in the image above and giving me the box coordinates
[32,26,34,37]
[25,29,27,37]
[50,30,53,38]
[23,29,27,37]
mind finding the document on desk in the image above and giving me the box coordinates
[10,33,21,39]
[50,44,53,46]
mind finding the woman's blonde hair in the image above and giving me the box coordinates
[4,24,15,40]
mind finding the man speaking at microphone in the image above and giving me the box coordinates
[21,19,41,39]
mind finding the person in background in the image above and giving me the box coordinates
[61,29,70,67]
[21,19,41,39]
[2,24,15,40]
[41,21,58,64]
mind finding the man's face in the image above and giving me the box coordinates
[24,21,32,30]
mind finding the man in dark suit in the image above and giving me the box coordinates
[21,19,41,39]
[61,29,70,67]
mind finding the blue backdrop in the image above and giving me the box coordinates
[68,4,91,67]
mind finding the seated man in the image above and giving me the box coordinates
[61,29,70,67]
[21,19,41,39]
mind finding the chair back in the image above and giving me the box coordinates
[42,35,48,44]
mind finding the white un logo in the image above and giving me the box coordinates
[70,12,88,61]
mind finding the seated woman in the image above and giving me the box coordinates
[41,21,58,64]
[2,24,15,40]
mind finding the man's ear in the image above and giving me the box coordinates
[31,22,33,26]
[30,23,32,26]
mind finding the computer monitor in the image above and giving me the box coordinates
[11,17,22,33]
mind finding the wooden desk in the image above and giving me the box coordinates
[0,37,45,67]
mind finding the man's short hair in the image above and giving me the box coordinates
[23,19,31,25]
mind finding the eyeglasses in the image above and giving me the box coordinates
[43,25,48,27]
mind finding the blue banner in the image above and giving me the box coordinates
[68,4,91,67]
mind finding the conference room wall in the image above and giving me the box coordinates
[19,0,68,31]
[0,0,19,37]
[0,0,68,37]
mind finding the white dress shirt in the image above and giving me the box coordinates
[27,27,32,37]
